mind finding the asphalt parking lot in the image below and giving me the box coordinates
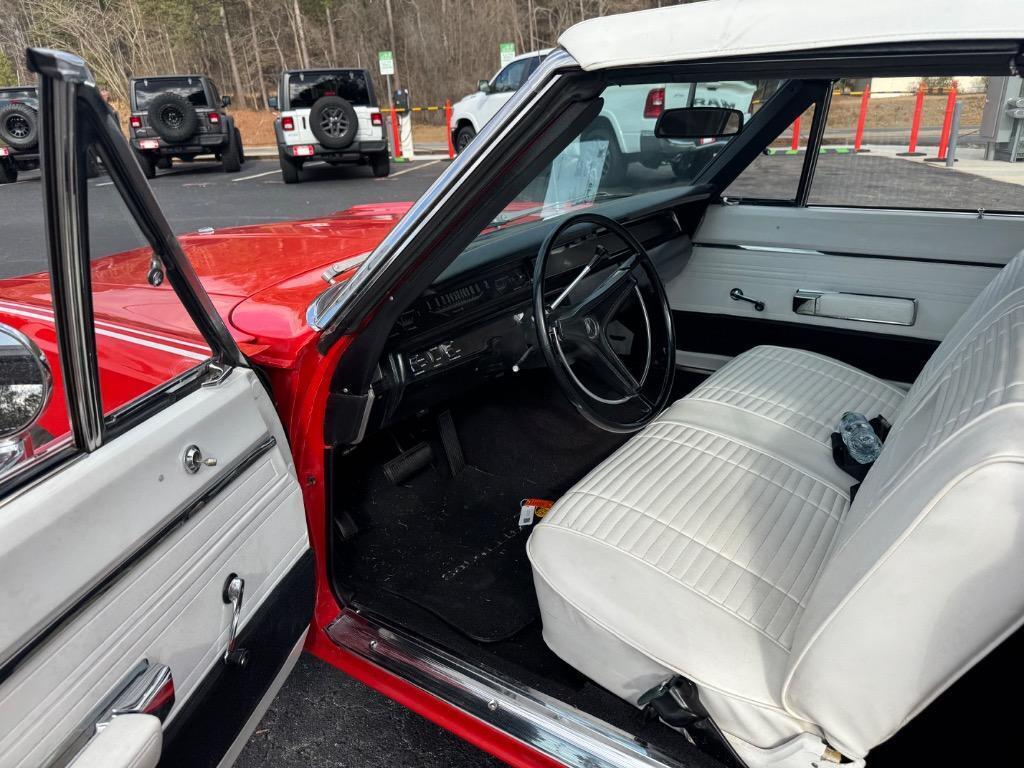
[0,157,449,279]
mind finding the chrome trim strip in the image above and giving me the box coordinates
[307,49,581,333]
[33,56,104,452]
[0,433,277,685]
[792,288,918,326]
[693,241,1007,270]
[327,611,683,768]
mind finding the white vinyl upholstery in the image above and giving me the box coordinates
[528,251,1024,762]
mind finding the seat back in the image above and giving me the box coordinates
[783,251,1024,758]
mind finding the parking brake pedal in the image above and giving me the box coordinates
[382,441,433,485]
[437,410,465,477]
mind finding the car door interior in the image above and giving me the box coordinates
[0,50,312,768]
[668,204,1024,382]
[0,368,311,768]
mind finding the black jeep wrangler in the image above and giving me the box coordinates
[128,75,244,178]
[0,86,39,184]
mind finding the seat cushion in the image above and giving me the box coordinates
[528,398,851,749]
[689,346,906,446]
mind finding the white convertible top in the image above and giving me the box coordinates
[559,0,1024,71]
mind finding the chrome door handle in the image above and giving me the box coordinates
[183,444,217,473]
[100,661,175,729]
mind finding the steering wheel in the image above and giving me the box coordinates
[533,213,675,433]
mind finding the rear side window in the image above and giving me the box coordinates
[288,71,370,109]
[134,78,209,110]
[0,88,36,102]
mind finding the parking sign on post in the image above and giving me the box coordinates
[378,51,394,76]
[499,43,516,66]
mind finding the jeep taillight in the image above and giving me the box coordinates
[129,115,142,129]
[208,112,220,124]
[282,116,295,131]
[644,88,665,119]
[371,112,382,127]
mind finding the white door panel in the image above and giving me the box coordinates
[669,204,1024,343]
[669,244,996,341]
[697,204,1024,265]
[0,368,309,767]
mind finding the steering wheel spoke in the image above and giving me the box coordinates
[534,212,676,433]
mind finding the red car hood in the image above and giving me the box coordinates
[2,202,411,368]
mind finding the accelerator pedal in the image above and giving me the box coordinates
[437,409,465,477]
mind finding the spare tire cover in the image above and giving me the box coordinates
[146,92,199,143]
[0,103,38,151]
[309,96,358,149]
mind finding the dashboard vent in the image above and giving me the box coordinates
[424,281,484,314]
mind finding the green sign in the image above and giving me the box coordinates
[499,42,516,67]
[378,50,394,76]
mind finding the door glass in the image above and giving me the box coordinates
[0,155,74,474]
[84,150,212,421]
[807,76,1024,213]
[724,101,815,202]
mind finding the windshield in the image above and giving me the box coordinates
[288,71,371,109]
[134,78,208,110]
[476,79,777,237]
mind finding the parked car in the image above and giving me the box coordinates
[4,3,1024,768]
[127,74,244,178]
[0,85,39,183]
[269,67,389,183]
[453,52,758,183]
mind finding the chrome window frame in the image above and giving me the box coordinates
[0,49,247,498]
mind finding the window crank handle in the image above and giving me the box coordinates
[730,288,765,312]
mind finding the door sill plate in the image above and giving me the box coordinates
[327,610,684,768]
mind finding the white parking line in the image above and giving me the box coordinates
[233,168,280,182]
[94,181,114,187]
[387,159,441,179]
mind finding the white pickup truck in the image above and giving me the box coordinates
[270,68,389,183]
[451,52,757,183]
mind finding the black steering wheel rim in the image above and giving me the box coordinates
[533,212,675,433]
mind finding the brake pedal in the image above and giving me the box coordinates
[437,409,465,477]
[382,441,433,485]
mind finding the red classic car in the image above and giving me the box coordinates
[3,3,1024,768]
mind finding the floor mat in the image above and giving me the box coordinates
[337,463,547,642]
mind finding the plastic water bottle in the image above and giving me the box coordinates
[838,412,882,464]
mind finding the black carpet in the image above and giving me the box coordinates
[333,372,628,643]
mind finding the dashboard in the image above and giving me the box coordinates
[371,207,689,426]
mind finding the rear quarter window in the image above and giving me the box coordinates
[288,71,371,109]
[134,78,209,111]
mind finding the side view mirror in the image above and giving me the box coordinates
[221,95,231,107]
[0,324,52,475]
[655,107,744,140]
[477,80,491,94]
[267,95,279,110]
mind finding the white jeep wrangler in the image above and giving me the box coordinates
[270,68,389,184]
[452,51,758,184]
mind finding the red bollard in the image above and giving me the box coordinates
[790,115,801,151]
[854,83,871,152]
[390,108,402,160]
[899,81,927,156]
[445,99,455,160]
[937,85,958,160]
